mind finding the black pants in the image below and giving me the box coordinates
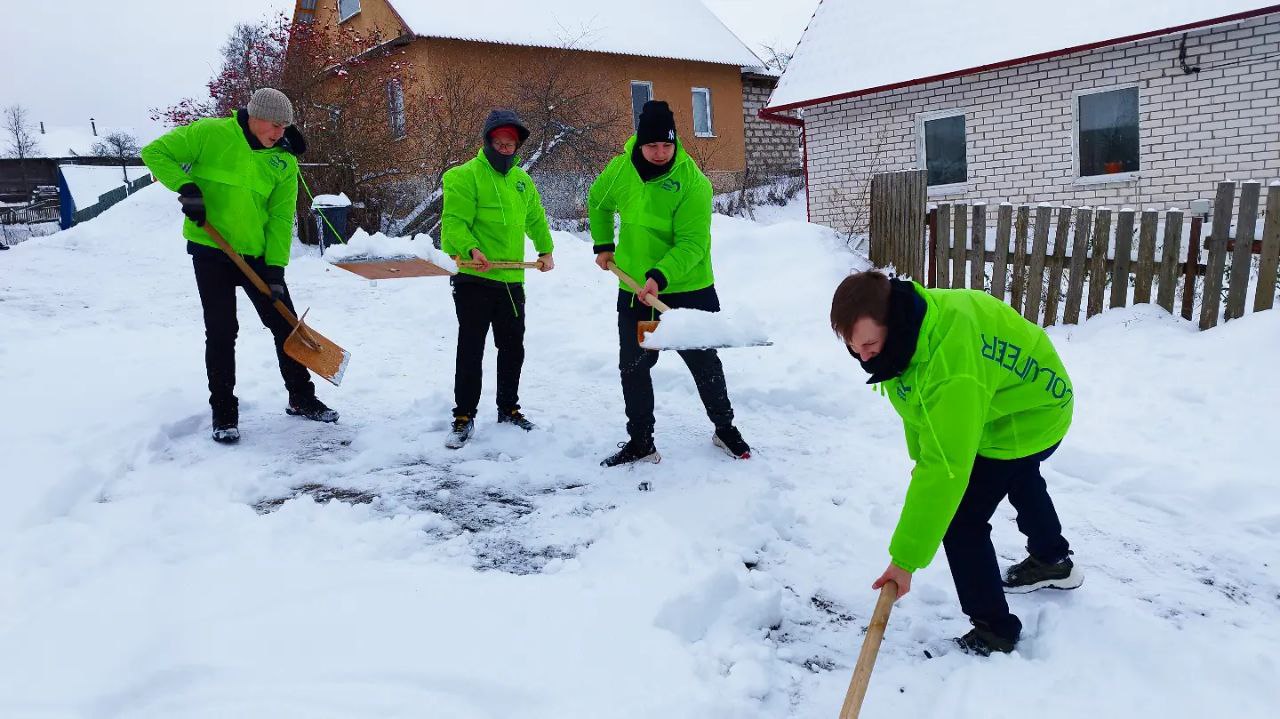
[452,279,526,418]
[616,287,734,441]
[943,443,1070,640]
[192,254,315,425]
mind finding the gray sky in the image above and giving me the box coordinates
[0,1,817,144]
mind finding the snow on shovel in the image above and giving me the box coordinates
[838,581,898,718]
[200,222,351,386]
[327,229,542,279]
[607,262,770,351]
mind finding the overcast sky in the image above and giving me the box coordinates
[0,1,817,144]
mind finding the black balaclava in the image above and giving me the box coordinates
[479,108,530,175]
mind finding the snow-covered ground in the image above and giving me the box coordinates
[1,184,1277,718]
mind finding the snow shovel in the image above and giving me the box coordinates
[200,222,351,386]
[838,581,898,719]
[334,257,541,280]
[607,262,770,351]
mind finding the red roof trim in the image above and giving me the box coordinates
[763,5,1280,114]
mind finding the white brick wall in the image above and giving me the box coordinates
[804,13,1280,231]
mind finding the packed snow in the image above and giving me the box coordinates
[1,183,1278,718]
[322,228,458,271]
[640,308,771,350]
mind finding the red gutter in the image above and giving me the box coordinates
[762,5,1280,115]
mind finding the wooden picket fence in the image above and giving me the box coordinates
[869,169,928,280]
[927,180,1280,330]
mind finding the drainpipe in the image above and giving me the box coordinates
[757,106,808,222]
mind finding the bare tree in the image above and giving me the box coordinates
[4,105,42,198]
[759,43,793,73]
[92,131,141,183]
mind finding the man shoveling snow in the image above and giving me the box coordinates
[141,87,339,444]
[588,100,751,466]
[830,270,1083,656]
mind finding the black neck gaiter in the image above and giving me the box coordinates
[484,144,516,174]
[631,143,673,182]
[855,279,927,384]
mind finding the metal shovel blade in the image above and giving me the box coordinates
[283,309,351,386]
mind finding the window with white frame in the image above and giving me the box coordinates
[1075,85,1139,178]
[692,87,713,137]
[916,109,967,187]
[386,79,405,139]
[630,81,652,130]
[338,0,361,23]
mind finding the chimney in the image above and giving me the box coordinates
[90,118,98,136]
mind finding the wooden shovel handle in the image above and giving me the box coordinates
[457,260,542,270]
[198,222,315,346]
[838,581,898,719]
[607,262,672,313]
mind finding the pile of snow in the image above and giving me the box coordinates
[1,183,1277,717]
[322,228,458,272]
[640,308,771,350]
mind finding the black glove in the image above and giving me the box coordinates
[268,284,286,302]
[178,183,205,227]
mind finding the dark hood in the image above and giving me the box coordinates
[482,109,530,144]
[480,109,529,175]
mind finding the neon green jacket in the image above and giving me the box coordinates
[883,283,1074,572]
[440,149,554,284]
[141,113,298,269]
[588,137,714,294]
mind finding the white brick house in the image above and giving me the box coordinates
[762,0,1280,232]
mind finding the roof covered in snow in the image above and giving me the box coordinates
[31,124,157,159]
[768,0,1280,110]
[59,165,152,210]
[393,0,763,67]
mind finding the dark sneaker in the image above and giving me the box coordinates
[497,409,535,431]
[445,415,475,449]
[954,621,1017,657]
[212,424,240,444]
[286,397,339,423]
[712,425,751,459]
[1003,553,1083,594]
[601,438,661,467]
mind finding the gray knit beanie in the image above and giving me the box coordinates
[247,88,294,125]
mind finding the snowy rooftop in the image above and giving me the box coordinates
[769,0,1280,109]
[30,124,158,159]
[393,0,762,66]
[59,164,152,210]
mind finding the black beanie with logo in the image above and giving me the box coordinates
[635,100,677,146]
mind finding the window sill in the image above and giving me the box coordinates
[694,133,717,139]
[927,182,968,197]
[1074,171,1139,186]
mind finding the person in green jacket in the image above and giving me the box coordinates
[439,109,554,449]
[830,270,1082,656]
[141,87,337,445]
[589,100,750,467]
